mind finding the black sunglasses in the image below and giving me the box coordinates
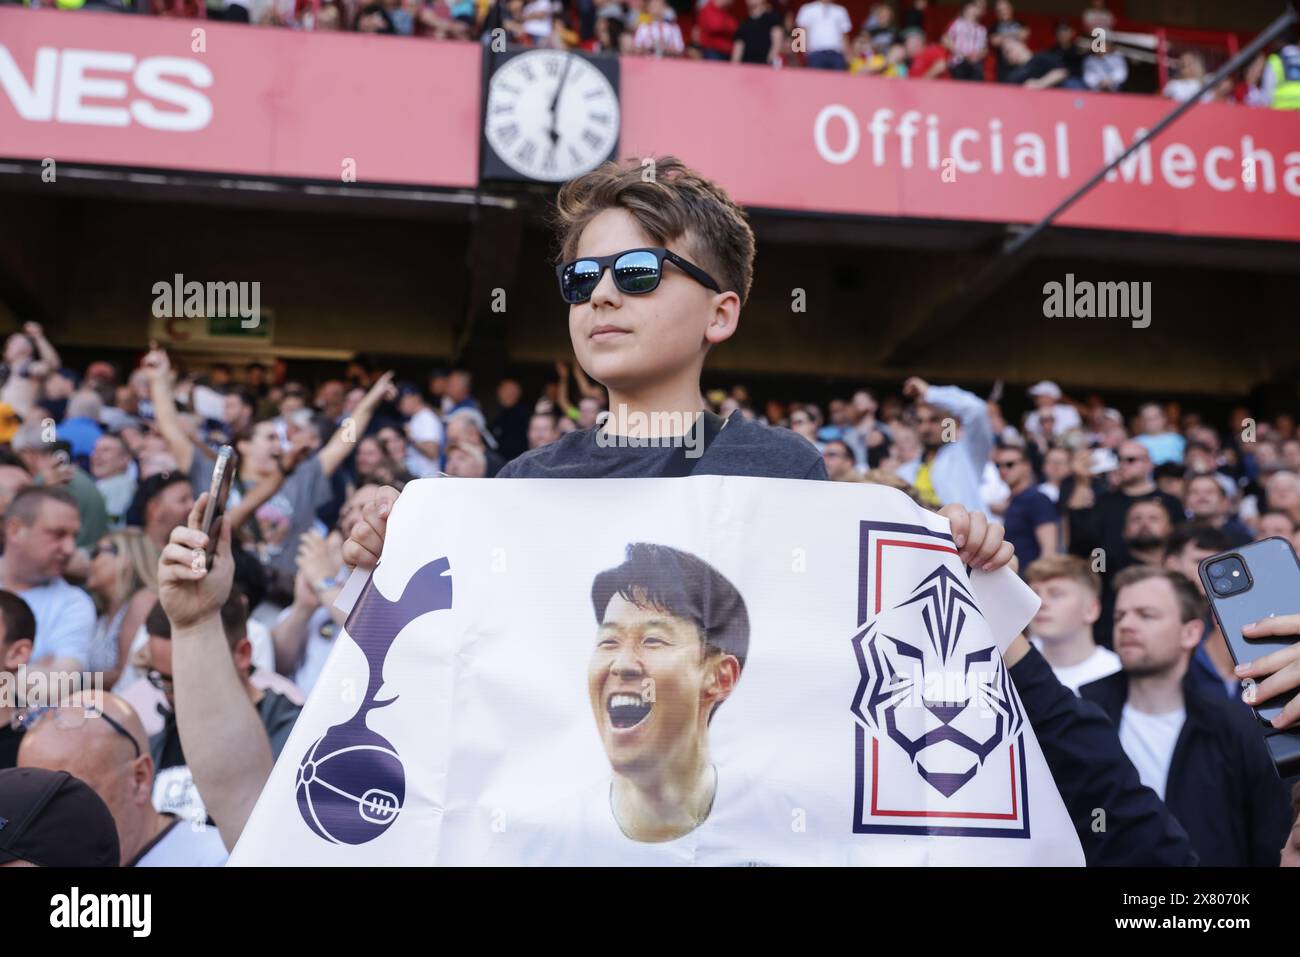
[555,247,723,304]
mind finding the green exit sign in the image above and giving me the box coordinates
[209,314,271,338]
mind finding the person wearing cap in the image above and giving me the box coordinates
[18,690,228,865]
[397,383,444,478]
[0,486,95,672]
[1024,381,1082,439]
[11,421,109,549]
[0,766,119,867]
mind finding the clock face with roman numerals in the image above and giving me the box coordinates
[484,49,620,183]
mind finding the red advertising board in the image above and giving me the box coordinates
[0,8,480,187]
[620,57,1300,243]
[3,9,1297,242]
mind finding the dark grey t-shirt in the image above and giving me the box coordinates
[498,411,828,481]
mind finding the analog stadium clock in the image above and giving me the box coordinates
[482,48,620,184]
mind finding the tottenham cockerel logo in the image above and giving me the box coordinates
[295,559,453,846]
[851,521,1030,839]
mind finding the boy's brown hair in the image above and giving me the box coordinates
[553,156,755,305]
[1023,554,1102,597]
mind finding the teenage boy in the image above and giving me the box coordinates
[342,157,1013,575]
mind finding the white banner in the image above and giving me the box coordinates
[231,477,1084,866]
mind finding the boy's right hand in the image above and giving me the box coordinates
[342,485,400,571]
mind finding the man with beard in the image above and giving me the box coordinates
[1066,439,1182,574]
[1080,567,1290,866]
[1122,498,1174,570]
[1088,497,1176,649]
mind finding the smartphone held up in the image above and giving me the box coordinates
[1200,536,1300,776]
[200,445,237,570]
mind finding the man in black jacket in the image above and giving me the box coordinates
[1080,565,1291,866]
[1005,633,1197,866]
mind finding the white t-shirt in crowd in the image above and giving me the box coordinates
[406,406,444,477]
[795,1,852,52]
[1032,641,1121,693]
[132,816,229,867]
[20,577,97,667]
[1118,703,1186,801]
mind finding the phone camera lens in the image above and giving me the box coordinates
[1208,556,1250,597]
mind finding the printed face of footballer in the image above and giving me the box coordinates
[588,594,716,779]
[853,567,1023,798]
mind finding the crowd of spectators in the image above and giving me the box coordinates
[12,0,1300,109]
[1,316,1299,866]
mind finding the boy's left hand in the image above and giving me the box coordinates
[939,503,1014,572]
